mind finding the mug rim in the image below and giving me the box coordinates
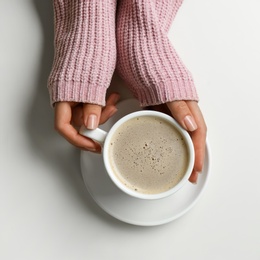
[103,110,195,200]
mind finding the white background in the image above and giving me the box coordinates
[1,0,260,259]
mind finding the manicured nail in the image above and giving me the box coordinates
[88,147,97,152]
[190,171,199,184]
[184,115,198,131]
[87,114,98,130]
[189,177,197,185]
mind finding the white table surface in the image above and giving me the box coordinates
[1,1,259,259]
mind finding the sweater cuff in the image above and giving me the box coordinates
[131,77,199,107]
[48,80,107,107]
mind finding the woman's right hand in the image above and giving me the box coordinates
[147,100,207,184]
[166,101,207,184]
[54,93,120,152]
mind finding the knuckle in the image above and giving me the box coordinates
[174,101,188,111]
[169,101,191,119]
[83,104,101,113]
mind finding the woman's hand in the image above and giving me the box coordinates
[148,101,207,184]
[54,93,120,153]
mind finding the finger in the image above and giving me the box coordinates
[71,94,120,127]
[55,102,101,152]
[186,101,207,173]
[186,101,206,134]
[167,100,198,132]
[191,129,206,172]
[183,101,207,183]
[83,103,102,130]
[55,101,76,129]
[106,92,120,106]
[58,123,101,152]
[189,170,199,184]
[100,93,120,124]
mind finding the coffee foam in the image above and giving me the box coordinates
[108,116,189,194]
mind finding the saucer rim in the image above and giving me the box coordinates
[81,141,210,226]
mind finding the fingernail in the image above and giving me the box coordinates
[190,171,199,184]
[87,114,98,130]
[88,147,97,152]
[184,115,198,131]
[189,177,197,185]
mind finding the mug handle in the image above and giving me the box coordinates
[79,126,107,146]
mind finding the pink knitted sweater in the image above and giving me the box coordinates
[48,0,198,107]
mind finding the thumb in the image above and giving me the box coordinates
[167,100,198,132]
[83,103,102,130]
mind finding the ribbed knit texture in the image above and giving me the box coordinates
[116,0,198,106]
[48,0,198,107]
[48,0,117,106]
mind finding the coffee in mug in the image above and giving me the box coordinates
[108,115,189,195]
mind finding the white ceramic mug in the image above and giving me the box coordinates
[80,110,194,200]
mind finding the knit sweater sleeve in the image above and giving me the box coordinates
[48,0,117,107]
[116,0,198,107]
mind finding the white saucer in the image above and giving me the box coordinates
[80,99,211,226]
